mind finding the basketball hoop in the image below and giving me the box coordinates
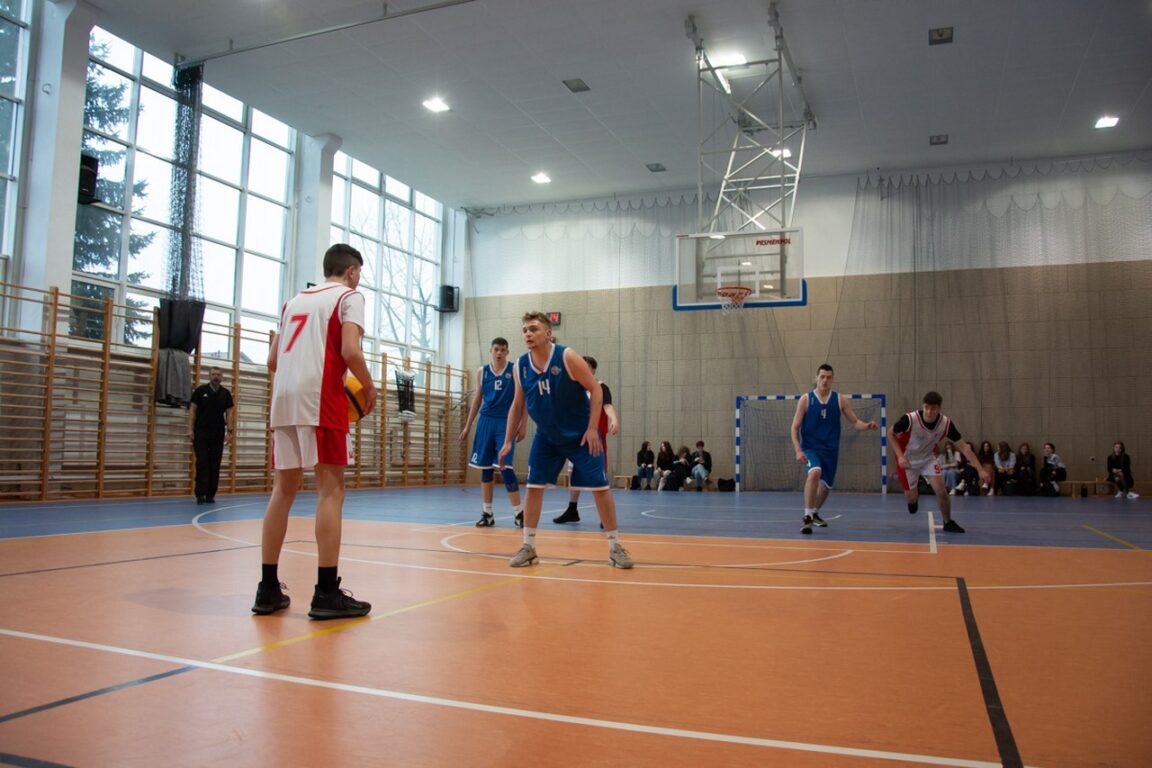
[716,285,752,314]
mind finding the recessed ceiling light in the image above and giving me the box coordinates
[708,234,726,240]
[740,261,752,266]
[928,27,954,45]
[645,163,667,172]
[531,172,551,184]
[562,78,590,94]
[763,283,774,290]
[769,148,792,159]
[422,96,450,113]
[929,134,949,146]
[1095,115,1119,129]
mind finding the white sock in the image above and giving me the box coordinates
[483,503,493,514]
[524,528,537,545]
[512,503,523,513]
[803,507,815,520]
[605,530,620,547]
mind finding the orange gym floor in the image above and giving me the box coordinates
[1,487,1150,767]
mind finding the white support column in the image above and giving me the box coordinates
[290,132,341,294]
[18,0,99,303]
[438,207,467,371]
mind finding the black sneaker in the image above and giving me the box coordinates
[811,512,828,527]
[252,581,290,615]
[514,511,524,528]
[308,578,371,620]
[801,515,813,534]
[942,519,966,533]
[475,513,495,527]
[553,509,580,524]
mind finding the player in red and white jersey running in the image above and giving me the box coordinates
[888,391,990,533]
[252,243,377,620]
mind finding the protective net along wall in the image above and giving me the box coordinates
[736,394,887,493]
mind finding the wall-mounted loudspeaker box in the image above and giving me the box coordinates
[78,154,99,205]
[437,285,460,313]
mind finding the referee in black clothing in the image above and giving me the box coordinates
[188,366,234,504]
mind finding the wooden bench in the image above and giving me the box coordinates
[1063,478,1116,497]
[613,474,632,489]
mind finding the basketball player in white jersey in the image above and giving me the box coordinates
[252,243,376,619]
[889,391,991,533]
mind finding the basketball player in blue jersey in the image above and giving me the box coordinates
[791,363,879,534]
[498,312,633,568]
[459,337,526,528]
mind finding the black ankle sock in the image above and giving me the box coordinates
[908,501,919,514]
[318,567,338,592]
[261,564,279,586]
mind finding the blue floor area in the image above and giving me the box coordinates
[1,486,1149,550]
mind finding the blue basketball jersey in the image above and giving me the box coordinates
[801,390,841,452]
[478,363,515,418]
[518,343,589,444]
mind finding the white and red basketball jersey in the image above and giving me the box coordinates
[894,410,951,464]
[270,283,365,431]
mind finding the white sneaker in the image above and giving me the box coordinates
[949,489,957,496]
[1052,482,1060,494]
[509,543,538,567]
[609,543,634,569]
[1115,491,1125,499]
[1128,491,1140,499]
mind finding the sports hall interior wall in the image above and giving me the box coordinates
[459,156,1152,488]
[461,262,1152,489]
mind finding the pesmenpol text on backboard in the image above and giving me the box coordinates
[673,229,806,311]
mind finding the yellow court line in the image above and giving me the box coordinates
[215,565,564,663]
[1082,525,1146,551]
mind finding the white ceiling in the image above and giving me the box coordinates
[88,0,1152,209]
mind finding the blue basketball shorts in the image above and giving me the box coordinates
[469,414,513,469]
[527,433,608,490]
[802,447,839,488]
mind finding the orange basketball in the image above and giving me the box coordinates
[345,374,370,422]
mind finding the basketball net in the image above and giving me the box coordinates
[716,285,752,315]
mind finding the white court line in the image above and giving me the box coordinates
[928,509,938,554]
[436,531,856,568]
[190,512,1152,592]
[0,626,1005,767]
[641,509,846,525]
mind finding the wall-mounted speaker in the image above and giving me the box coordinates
[78,153,99,205]
[437,285,460,313]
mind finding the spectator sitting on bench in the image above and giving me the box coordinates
[655,441,675,491]
[1107,441,1140,499]
[976,440,996,496]
[993,441,1017,496]
[690,440,712,492]
[1016,442,1037,496]
[636,440,655,490]
[1039,442,1067,496]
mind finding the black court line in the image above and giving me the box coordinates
[0,666,197,726]
[0,752,76,767]
[0,544,258,579]
[955,577,1022,768]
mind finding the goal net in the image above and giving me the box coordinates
[736,394,887,493]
